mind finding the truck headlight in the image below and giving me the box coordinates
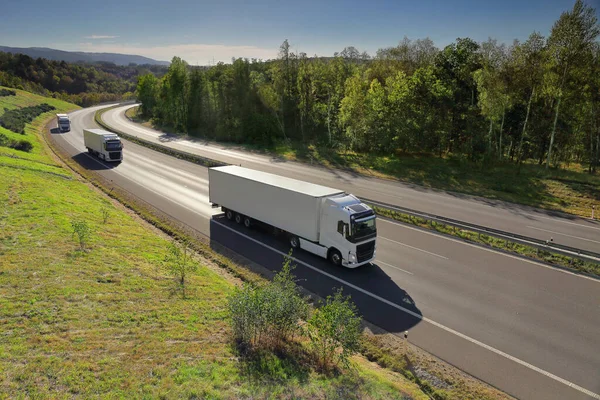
[349,252,357,263]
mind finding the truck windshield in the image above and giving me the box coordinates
[105,141,122,150]
[351,216,376,241]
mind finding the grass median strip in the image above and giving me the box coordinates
[100,104,599,277]
[369,205,600,276]
[95,105,225,168]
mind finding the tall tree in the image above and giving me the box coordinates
[545,0,599,168]
[513,32,546,167]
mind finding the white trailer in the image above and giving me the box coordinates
[83,128,123,162]
[209,165,377,267]
[56,113,70,132]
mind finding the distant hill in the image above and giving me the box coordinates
[0,46,170,66]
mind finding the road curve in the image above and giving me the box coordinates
[102,103,600,254]
[49,105,600,400]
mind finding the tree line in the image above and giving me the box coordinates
[137,1,599,172]
[0,52,168,106]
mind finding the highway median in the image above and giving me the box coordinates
[96,104,600,278]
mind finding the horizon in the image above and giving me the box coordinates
[0,0,592,64]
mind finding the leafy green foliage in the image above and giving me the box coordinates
[0,51,166,106]
[0,132,33,152]
[307,289,363,370]
[228,253,308,351]
[71,218,92,250]
[0,103,55,133]
[0,88,16,96]
[164,239,198,298]
[133,1,599,173]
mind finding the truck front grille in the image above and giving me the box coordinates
[357,240,375,263]
[109,152,121,160]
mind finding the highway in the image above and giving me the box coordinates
[50,105,600,400]
[101,103,600,254]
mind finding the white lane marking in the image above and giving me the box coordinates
[379,236,448,260]
[380,218,600,283]
[534,215,600,231]
[376,260,414,275]
[61,140,213,221]
[526,226,600,244]
[213,220,600,400]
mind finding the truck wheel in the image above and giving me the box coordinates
[235,213,243,224]
[87,148,92,154]
[289,235,300,249]
[328,249,342,266]
[225,209,234,220]
[243,216,252,228]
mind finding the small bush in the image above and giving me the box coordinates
[101,208,110,224]
[10,139,33,152]
[0,103,56,134]
[0,89,16,97]
[164,240,198,298]
[228,253,308,351]
[0,133,33,152]
[71,219,92,250]
[307,288,362,370]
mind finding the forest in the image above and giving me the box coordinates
[136,1,600,172]
[0,52,167,106]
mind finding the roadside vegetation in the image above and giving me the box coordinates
[0,86,442,400]
[131,1,599,216]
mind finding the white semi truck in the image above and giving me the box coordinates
[56,113,70,132]
[83,128,123,162]
[209,165,377,267]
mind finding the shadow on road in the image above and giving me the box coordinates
[209,215,422,334]
[71,153,121,170]
[50,127,63,134]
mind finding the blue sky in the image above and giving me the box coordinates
[0,0,591,64]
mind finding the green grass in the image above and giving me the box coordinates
[1,89,430,399]
[0,86,80,164]
[125,106,599,218]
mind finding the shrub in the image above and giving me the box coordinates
[0,134,32,152]
[0,103,56,133]
[71,219,92,250]
[228,253,308,351]
[0,89,16,97]
[307,288,362,370]
[164,240,198,298]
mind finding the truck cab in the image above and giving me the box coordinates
[320,194,377,267]
[56,114,70,132]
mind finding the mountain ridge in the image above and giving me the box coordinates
[0,45,170,66]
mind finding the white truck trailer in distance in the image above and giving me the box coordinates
[56,113,70,132]
[83,128,123,162]
[209,165,377,267]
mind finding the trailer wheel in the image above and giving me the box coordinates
[87,147,92,154]
[243,216,252,228]
[235,213,243,224]
[289,235,300,249]
[225,209,234,220]
[328,249,342,266]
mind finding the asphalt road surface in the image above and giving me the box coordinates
[101,104,600,255]
[48,105,600,400]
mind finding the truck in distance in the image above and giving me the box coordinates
[83,128,123,162]
[209,165,377,267]
[56,113,70,132]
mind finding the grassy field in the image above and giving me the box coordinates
[1,88,436,398]
[126,106,599,218]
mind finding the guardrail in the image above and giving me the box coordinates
[96,103,600,266]
[364,198,600,264]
